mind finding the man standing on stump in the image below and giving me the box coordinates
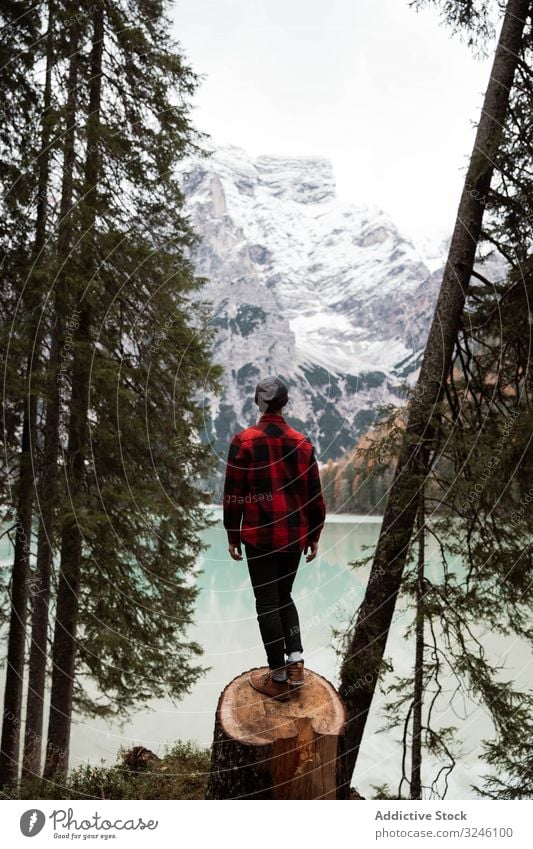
[222,376,326,701]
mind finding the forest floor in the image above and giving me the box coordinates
[2,741,372,800]
[2,741,210,800]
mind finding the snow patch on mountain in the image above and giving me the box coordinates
[176,142,448,464]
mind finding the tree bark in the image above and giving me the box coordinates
[339,0,531,786]
[206,667,346,800]
[43,5,104,781]
[0,0,54,788]
[21,0,65,780]
[0,414,34,788]
[410,489,425,799]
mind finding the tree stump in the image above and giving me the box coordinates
[206,666,346,799]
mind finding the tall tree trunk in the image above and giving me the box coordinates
[43,6,104,780]
[410,488,425,799]
[22,1,78,779]
[339,0,531,786]
[0,416,34,788]
[0,0,54,789]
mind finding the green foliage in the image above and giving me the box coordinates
[370,782,403,800]
[335,12,533,798]
[409,0,497,54]
[1,741,210,800]
[53,0,225,716]
[0,0,224,733]
[474,727,533,799]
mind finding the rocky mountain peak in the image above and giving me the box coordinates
[175,142,448,472]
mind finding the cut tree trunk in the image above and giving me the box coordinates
[206,667,346,800]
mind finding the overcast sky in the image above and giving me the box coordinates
[171,0,497,244]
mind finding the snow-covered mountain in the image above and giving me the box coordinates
[176,143,448,462]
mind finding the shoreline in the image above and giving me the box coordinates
[202,504,384,522]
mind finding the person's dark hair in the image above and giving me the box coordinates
[267,395,287,412]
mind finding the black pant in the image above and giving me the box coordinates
[244,542,304,670]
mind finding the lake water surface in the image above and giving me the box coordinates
[2,511,528,798]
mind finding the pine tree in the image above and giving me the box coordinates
[1,0,222,787]
[41,0,223,780]
[337,15,532,796]
[0,0,49,789]
[22,0,73,780]
[339,0,531,787]
[43,1,105,781]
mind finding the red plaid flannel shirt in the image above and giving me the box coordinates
[222,413,326,552]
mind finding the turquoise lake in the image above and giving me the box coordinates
[1,510,529,798]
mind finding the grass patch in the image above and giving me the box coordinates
[2,740,211,800]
